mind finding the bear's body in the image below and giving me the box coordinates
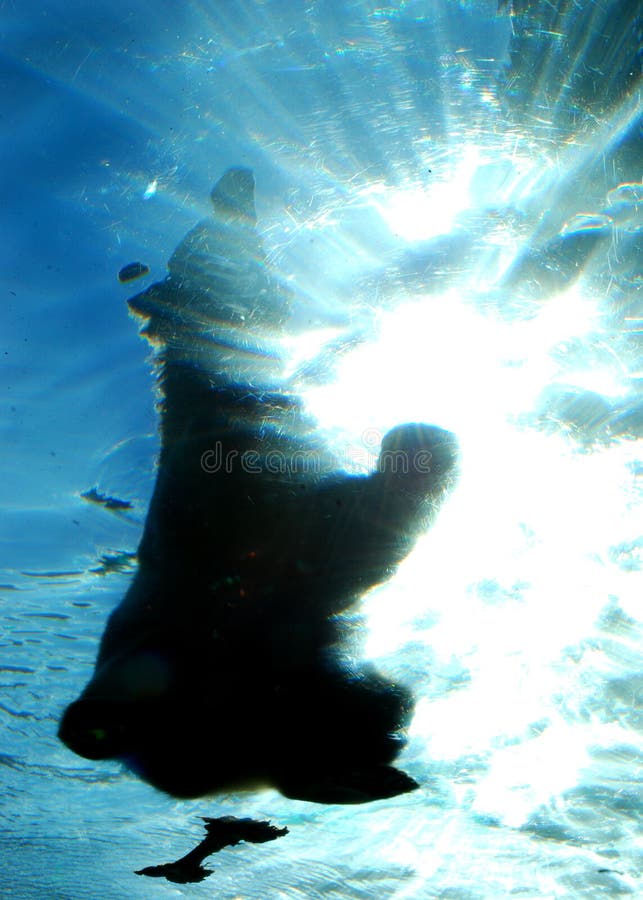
[59,168,458,803]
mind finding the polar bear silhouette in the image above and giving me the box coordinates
[59,168,458,805]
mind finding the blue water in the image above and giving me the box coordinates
[1,1,641,897]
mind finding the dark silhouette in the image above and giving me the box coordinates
[59,169,457,829]
[118,261,150,283]
[135,816,288,883]
[81,487,133,512]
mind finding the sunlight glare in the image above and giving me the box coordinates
[373,145,482,240]
[304,165,641,831]
[143,178,158,199]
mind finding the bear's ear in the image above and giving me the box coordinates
[210,167,257,225]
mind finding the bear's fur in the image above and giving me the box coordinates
[59,168,458,803]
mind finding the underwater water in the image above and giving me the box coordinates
[1,0,641,897]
